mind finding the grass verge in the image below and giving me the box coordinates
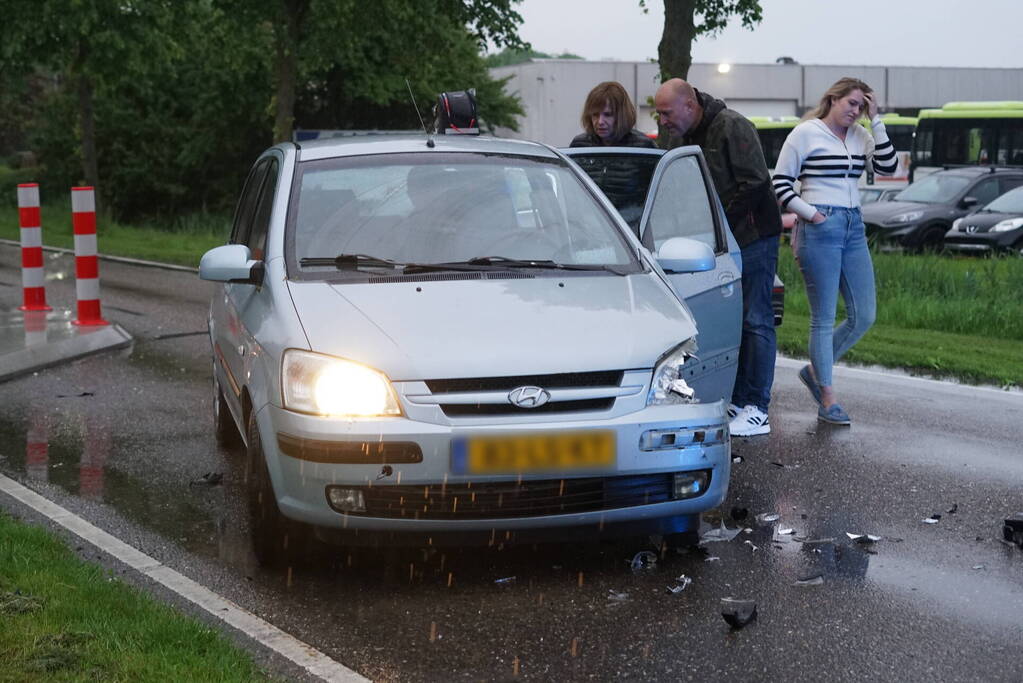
[0,511,271,681]
[0,203,228,268]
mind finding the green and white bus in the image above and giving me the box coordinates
[748,116,800,173]
[874,113,917,182]
[911,101,1023,181]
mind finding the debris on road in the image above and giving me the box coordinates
[947,503,958,514]
[1003,513,1023,548]
[971,564,986,570]
[777,528,795,535]
[730,506,749,521]
[189,472,223,486]
[733,455,744,464]
[793,574,825,587]
[921,515,941,524]
[607,589,629,603]
[794,537,835,545]
[666,575,692,594]
[744,540,759,552]
[755,512,780,524]
[630,550,658,572]
[494,576,517,585]
[704,556,721,562]
[720,598,757,629]
[846,533,882,543]
[699,522,742,544]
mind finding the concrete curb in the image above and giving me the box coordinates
[0,322,134,382]
[0,238,198,273]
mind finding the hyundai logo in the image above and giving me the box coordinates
[508,386,550,408]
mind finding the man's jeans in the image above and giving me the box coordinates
[731,234,779,413]
[795,206,876,388]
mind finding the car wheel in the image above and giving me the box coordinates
[246,410,309,567]
[1013,238,1023,257]
[213,368,241,449]
[917,224,948,252]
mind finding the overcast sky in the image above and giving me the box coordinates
[510,0,1023,69]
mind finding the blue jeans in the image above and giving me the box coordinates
[731,234,779,413]
[795,206,876,388]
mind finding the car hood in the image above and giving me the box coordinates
[287,274,696,381]
[861,200,935,222]
[956,211,1021,232]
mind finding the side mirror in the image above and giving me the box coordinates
[199,244,264,286]
[960,196,979,209]
[656,237,716,274]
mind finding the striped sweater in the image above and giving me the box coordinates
[772,116,898,220]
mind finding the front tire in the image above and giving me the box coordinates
[246,410,309,567]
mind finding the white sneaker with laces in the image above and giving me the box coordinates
[727,403,741,419]
[729,405,770,437]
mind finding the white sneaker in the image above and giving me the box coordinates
[727,403,741,419]
[729,405,770,437]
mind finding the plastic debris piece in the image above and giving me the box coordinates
[190,472,223,486]
[796,537,835,545]
[494,576,516,584]
[755,513,780,524]
[669,378,695,400]
[667,575,692,594]
[720,598,757,629]
[793,574,824,587]
[699,522,742,544]
[1003,513,1023,548]
[704,556,720,562]
[730,506,749,521]
[743,528,753,534]
[630,550,658,572]
[744,540,759,552]
[770,461,786,468]
[733,455,744,464]
[778,528,795,535]
[921,516,940,524]
[971,564,985,570]
[607,590,629,602]
[947,503,958,514]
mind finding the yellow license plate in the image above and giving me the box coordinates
[453,431,616,474]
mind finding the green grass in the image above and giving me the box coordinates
[776,246,1023,388]
[0,511,271,681]
[0,202,228,268]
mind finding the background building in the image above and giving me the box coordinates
[490,60,1023,145]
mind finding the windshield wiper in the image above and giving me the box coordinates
[300,253,404,270]
[403,256,632,275]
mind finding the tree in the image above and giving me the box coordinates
[484,47,583,68]
[642,0,763,82]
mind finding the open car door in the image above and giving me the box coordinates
[562,146,742,404]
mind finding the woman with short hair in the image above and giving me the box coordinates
[570,81,655,148]
[773,77,898,425]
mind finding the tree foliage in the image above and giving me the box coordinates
[1,0,526,221]
[484,48,583,68]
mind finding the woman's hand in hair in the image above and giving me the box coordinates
[864,92,878,119]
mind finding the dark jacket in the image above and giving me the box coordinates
[669,90,782,248]
[569,129,657,148]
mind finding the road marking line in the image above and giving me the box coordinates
[776,356,1022,398]
[0,473,367,683]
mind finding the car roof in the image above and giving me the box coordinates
[936,166,1023,178]
[294,134,561,162]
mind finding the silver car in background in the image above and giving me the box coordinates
[199,134,740,563]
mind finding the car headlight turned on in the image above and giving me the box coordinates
[647,339,698,406]
[885,210,923,225]
[992,217,1023,232]
[282,349,401,417]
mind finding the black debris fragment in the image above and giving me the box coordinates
[190,472,223,486]
[56,391,94,398]
[947,503,958,515]
[730,506,749,521]
[721,598,757,629]
[770,461,786,468]
[1003,513,1023,548]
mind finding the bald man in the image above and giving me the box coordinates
[654,78,783,438]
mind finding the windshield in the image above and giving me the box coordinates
[895,173,971,203]
[287,152,640,279]
[913,117,1023,167]
[984,185,1023,213]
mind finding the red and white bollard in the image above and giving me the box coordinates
[17,183,51,311]
[71,186,108,326]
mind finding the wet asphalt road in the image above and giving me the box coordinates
[1,246,1022,682]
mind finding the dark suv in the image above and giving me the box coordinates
[861,167,1023,250]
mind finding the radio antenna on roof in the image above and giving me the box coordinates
[406,79,434,148]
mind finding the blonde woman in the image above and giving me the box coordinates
[772,78,897,425]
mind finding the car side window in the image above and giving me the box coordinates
[645,155,721,253]
[998,176,1023,195]
[247,158,280,260]
[969,177,1000,206]
[230,159,270,246]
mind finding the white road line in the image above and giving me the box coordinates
[776,356,1023,398]
[0,473,367,683]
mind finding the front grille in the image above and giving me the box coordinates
[441,398,614,417]
[357,473,680,519]
[426,370,624,394]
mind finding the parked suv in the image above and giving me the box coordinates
[199,133,740,563]
[862,167,1023,250]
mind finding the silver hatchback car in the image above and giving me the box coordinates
[199,133,741,562]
